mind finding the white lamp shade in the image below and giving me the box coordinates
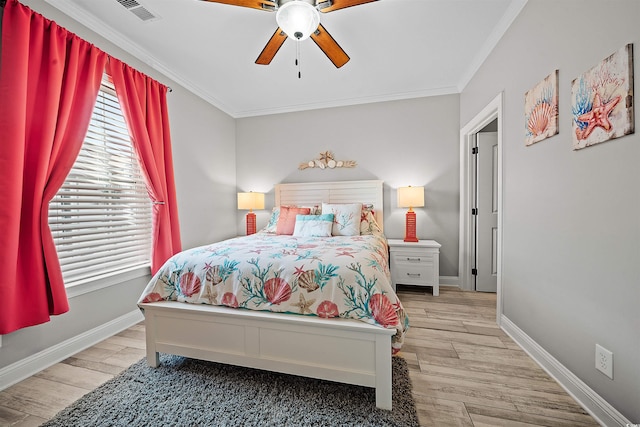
[397,186,425,209]
[276,1,320,41]
[237,192,265,211]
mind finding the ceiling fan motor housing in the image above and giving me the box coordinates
[276,0,320,41]
[278,0,317,8]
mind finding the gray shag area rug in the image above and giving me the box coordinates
[42,354,419,427]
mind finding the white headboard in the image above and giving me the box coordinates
[274,180,384,231]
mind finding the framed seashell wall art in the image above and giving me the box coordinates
[298,151,357,170]
[525,70,559,146]
[571,43,634,150]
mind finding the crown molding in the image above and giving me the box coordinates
[233,85,460,118]
[45,0,235,115]
[458,0,529,92]
[44,0,526,118]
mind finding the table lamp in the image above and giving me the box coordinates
[237,192,265,235]
[397,186,424,242]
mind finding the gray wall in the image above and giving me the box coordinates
[0,0,236,369]
[236,96,461,277]
[460,0,639,421]
[169,87,237,249]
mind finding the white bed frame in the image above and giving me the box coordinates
[140,180,395,410]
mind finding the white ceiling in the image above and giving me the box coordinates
[45,0,527,118]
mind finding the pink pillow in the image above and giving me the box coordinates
[276,206,311,235]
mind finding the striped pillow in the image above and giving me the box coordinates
[293,214,334,237]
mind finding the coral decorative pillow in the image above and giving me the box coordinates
[360,209,382,235]
[276,206,311,235]
[293,214,334,237]
[264,205,320,233]
[322,203,362,236]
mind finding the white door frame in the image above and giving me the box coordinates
[459,93,504,324]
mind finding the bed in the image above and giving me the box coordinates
[137,180,407,410]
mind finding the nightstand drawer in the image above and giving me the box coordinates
[391,251,436,267]
[392,264,435,286]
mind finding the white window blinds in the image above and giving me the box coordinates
[48,75,152,285]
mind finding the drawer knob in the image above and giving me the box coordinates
[406,257,421,262]
[407,273,421,278]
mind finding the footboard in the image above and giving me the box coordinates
[138,301,395,410]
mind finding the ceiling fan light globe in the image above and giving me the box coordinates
[276,1,320,41]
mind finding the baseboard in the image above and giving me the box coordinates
[500,315,631,427]
[0,309,144,392]
[439,276,459,287]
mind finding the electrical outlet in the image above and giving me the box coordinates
[595,344,613,379]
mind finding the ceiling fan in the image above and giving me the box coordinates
[200,0,378,68]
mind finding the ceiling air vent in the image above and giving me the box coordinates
[115,0,160,22]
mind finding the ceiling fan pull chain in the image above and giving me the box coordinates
[296,40,302,79]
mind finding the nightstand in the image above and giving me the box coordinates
[387,239,441,296]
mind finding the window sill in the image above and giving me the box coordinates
[66,265,152,299]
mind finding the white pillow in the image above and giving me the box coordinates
[293,214,334,237]
[321,203,362,236]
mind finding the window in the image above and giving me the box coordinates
[48,74,152,285]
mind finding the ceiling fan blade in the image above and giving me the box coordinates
[200,0,276,12]
[255,28,287,65]
[310,24,350,68]
[317,0,377,13]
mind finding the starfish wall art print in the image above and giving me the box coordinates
[571,43,634,150]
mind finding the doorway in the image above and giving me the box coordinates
[458,93,503,324]
[472,129,498,292]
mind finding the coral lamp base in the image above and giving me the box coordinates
[246,212,257,235]
[404,210,418,242]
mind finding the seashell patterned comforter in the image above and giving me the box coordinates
[138,232,408,352]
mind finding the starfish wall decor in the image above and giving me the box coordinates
[571,43,634,150]
[298,151,356,170]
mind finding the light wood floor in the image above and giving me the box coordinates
[0,287,598,427]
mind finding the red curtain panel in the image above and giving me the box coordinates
[108,58,182,274]
[0,0,107,334]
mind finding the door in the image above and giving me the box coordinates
[473,132,498,292]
